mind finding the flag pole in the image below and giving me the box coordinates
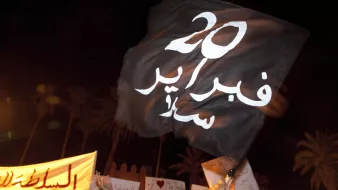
[155,135,163,177]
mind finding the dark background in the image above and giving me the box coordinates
[0,0,337,189]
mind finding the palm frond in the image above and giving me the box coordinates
[186,147,194,159]
[177,154,193,166]
[293,161,305,172]
[112,123,135,142]
[294,150,316,162]
[304,133,321,152]
[297,141,320,155]
[170,146,209,179]
[176,169,190,176]
[294,131,338,190]
[300,162,315,176]
[310,169,321,190]
[169,163,190,170]
[318,167,330,189]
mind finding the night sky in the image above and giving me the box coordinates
[0,0,337,189]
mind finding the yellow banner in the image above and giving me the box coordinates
[0,151,97,190]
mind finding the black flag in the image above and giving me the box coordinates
[116,0,308,164]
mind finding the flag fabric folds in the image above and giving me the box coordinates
[116,0,308,164]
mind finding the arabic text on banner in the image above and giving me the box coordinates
[0,151,97,189]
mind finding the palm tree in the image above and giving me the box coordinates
[19,84,61,165]
[103,122,134,175]
[170,146,209,185]
[60,87,88,158]
[96,87,134,175]
[293,131,338,190]
[75,106,102,153]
